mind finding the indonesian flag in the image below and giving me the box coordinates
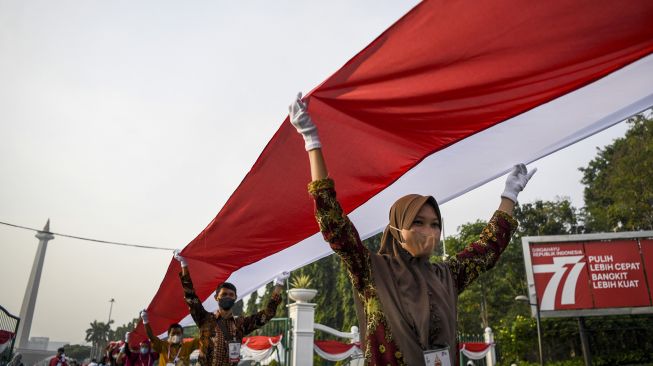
[132,0,653,340]
[459,342,493,360]
[241,335,284,363]
[314,340,363,362]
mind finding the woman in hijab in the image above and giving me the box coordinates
[289,93,536,365]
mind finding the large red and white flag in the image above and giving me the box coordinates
[133,0,653,339]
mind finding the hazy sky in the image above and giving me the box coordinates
[0,1,633,345]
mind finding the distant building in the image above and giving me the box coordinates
[24,336,70,351]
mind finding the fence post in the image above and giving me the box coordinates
[484,327,496,366]
[287,291,316,366]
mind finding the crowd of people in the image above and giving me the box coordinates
[93,260,288,366]
[29,262,288,366]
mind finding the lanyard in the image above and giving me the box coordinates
[167,344,182,364]
[216,318,236,343]
[138,353,151,366]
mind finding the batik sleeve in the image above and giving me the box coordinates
[148,337,166,354]
[446,210,518,293]
[179,270,210,326]
[241,292,282,334]
[308,178,373,297]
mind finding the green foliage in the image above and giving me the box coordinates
[62,344,92,362]
[580,112,653,232]
[445,198,588,364]
[449,199,582,339]
[85,319,114,359]
[112,317,138,342]
[514,200,582,236]
[290,274,313,289]
[496,315,538,363]
[231,299,244,316]
[245,289,259,313]
[582,315,653,365]
[255,282,289,319]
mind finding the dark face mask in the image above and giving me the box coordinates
[219,297,235,310]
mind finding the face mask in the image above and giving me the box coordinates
[169,335,181,344]
[219,297,235,310]
[61,354,66,359]
[140,347,149,354]
[389,225,437,258]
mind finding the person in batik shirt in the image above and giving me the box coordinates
[288,93,536,365]
[173,251,288,366]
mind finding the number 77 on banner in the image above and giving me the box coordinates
[533,256,586,311]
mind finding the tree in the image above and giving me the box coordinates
[442,199,584,363]
[231,299,244,316]
[62,344,92,362]
[245,289,258,313]
[85,320,113,359]
[580,112,653,232]
[113,317,138,343]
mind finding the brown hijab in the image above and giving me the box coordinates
[355,194,458,365]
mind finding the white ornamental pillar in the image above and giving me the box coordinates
[17,220,54,349]
[287,288,317,366]
[484,327,496,366]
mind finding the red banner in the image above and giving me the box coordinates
[530,242,592,311]
[528,236,653,314]
[585,240,649,308]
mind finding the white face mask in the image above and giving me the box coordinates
[140,347,149,354]
[169,335,181,344]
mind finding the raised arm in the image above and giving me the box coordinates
[288,92,327,181]
[139,310,165,352]
[173,251,210,326]
[447,164,536,292]
[241,272,288,334]
[289,93,373,296]
[117,332,131,364]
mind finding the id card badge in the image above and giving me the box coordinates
[228,342,241,363]
[423,345,451,366]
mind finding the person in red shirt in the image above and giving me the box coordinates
[49,347,68,366]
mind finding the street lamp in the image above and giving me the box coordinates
[108,298,115,325]
[515,295,543,366]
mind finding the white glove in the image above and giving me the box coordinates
[273,271,290,286]
[140,309,149,324]
[173,249,187,268]
[289,92,321,151]
[501,163,537,203]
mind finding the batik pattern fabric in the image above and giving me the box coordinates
[446,209,518,292]
[149,338,197,366]
[308,178,517,366]
[180,271,281,366]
